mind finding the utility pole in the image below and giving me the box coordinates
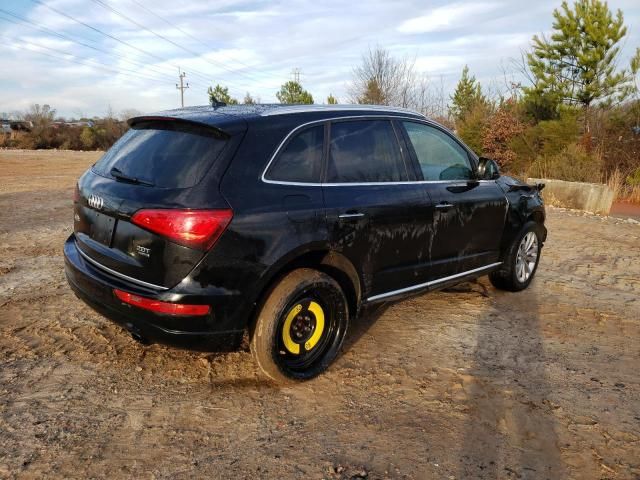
[176,69,189,107]
[291,67,301,83]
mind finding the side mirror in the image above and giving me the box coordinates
[477,157,500,180]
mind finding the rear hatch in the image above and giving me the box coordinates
[74,118,242,290]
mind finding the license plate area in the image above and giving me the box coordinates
[88,210,116,246]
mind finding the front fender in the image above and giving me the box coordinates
[497,175,547,254]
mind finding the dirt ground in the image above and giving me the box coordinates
[1,150,639,480]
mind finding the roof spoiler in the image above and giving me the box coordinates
[127,115,230,138]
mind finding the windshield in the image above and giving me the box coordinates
[92,121,228,188]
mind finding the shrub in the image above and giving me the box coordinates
[528,143,602,182]
[457,102,492,155]
[627,167,640,186]
[482,101,525,171]
[510,108,583,175]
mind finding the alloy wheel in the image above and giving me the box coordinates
[515,231,539,283]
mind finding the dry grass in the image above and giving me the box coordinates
[625,184,640,203]
[606,167,640,204]
[527,143,604,184]
[605,168,624,200]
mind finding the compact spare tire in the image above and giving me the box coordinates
[250,268,349,383]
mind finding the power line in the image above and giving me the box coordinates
[18,0,323,103]
[28,0,218,92]
[87,0,270,91]
[4,37,175,87]
[4,36,173,85]
[0,7,101,48]
[126,0,277,85]
[0,8,176,83]
[30,0,173,69]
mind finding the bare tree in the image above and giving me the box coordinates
[9,110,24,121]
[413,75,451,120]
[24,104,55,126]
[348,47,452,121]
[119,109,142,122]
[348,47,418,108]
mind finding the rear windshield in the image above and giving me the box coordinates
[92,121,228,188]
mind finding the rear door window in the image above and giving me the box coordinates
[92,121,228,188]
[265,125,324,183]
[326,120,407,183]
[403,122,474,181]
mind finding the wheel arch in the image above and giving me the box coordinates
[527,208,545,224]
[247,247,362,333]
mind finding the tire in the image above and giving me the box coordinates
[250,268,349,383]
[489,221,543,292]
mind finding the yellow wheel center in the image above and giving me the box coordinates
[282,301,325,355]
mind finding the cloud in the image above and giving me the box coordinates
[414,55,465,74]
[0,0,639,117]
[397,2,500,34]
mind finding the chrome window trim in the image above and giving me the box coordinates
[262,179,500,187]
[77,245,169,291]
[261,115,488,187]
[366,262,502,302]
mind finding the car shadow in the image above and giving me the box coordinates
[456,285,566,479]
[339,302,391,356]
[336,279,566,477]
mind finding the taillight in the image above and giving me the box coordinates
[130,209,233,250]
[73,183,80,202]
[114,289,210,316]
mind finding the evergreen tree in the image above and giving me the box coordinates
[449,66,486,121]
[457,103,491,156]
[276,81,314,104]
[207,84,238,105]
[524,0,640,122]
[358,79,386,105]
[243,92,256,105]
[327,93,338,104]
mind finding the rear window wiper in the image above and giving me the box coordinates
[110,167,154,187]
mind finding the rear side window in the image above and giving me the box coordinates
[403,121,473,181]
[265,125,324,183]
[326,120,407,183]
[92,121,228,188]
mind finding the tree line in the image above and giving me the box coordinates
[1,105,139,151]
[220,0,638,200]
[2,0,639,201]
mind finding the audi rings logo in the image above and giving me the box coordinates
[88,194,104,210]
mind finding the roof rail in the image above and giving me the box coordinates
[260,104,425,118]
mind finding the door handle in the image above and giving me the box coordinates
[338,212,366,219]
[435,202,454,210]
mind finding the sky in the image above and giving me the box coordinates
[1,0,639,119]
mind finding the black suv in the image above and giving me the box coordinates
[64,104,546,382]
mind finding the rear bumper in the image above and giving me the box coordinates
[64,235,243,351]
